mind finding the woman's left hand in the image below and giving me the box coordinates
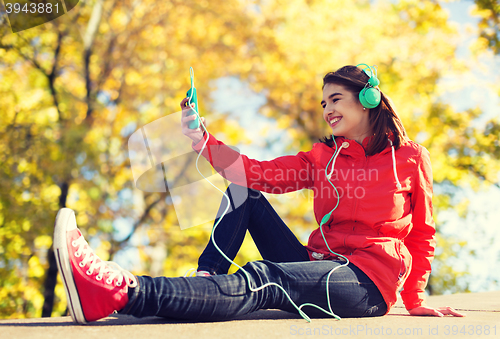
[408,306,465,317]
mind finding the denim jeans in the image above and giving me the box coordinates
[198,184,310,275]
[120,185,387,320]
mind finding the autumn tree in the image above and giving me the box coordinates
[0,0,266,318]
[473,0,500,54]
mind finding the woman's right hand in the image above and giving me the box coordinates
[180,97,206,144]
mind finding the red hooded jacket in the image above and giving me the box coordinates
[192,132,435,313]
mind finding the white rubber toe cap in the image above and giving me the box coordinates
[56,208,77,231]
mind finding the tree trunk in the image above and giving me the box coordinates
[41,181,69,317]
[41,248,59,317]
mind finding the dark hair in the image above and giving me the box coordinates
[320,65,407,156]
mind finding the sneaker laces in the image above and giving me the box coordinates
[73,236,138,288]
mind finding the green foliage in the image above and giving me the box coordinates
[473,0,500,55]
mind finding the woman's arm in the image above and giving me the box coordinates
[402,146,464,317]
[400,146,435,311]
[180,98,314,193]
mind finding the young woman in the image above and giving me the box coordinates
[54,65,464,324]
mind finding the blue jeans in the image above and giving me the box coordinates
[121,185,387,320]
[198,184,310,274]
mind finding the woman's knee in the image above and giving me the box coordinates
[237,260,281,281]
[226,184,263,205]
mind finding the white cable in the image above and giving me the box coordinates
[389,139,402,190]
[326,142,349,180]
[187,69,349,322]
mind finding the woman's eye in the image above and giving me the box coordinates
[333,98,339,103]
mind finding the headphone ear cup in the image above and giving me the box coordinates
[359,87,381,109]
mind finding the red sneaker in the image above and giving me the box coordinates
[54,208,138,324]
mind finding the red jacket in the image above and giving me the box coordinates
[192,132,436,312]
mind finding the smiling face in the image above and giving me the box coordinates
[321,83,373,144]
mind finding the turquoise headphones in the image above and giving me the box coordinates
[356,63,381,109]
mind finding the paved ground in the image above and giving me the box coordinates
[1,291,499,339]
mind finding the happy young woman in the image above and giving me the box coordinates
[53,64,464,324]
